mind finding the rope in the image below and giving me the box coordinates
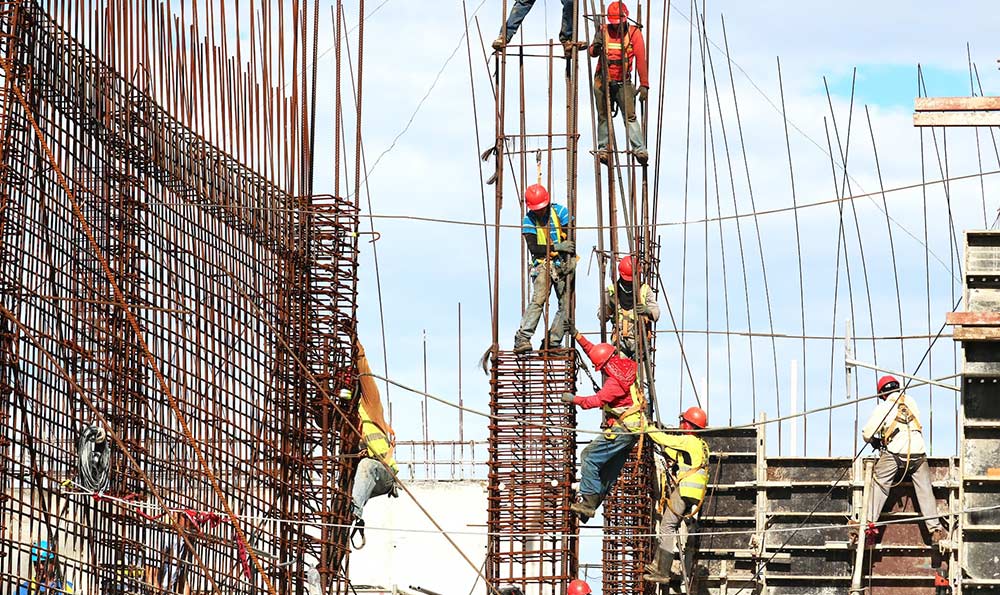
[75,424,111,492]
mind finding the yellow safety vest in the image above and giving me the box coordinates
[601,383,648,435]
[531,208,566,261]
[360,406,398,474]
[649,432,710,503]
[607,283,651,341]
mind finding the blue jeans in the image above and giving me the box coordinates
[504,0,576,43]
[579,425,638,498]
[351,458,396,519]
[595,77,646,153]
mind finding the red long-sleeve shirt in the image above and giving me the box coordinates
[589,25,649,88]
[573,335,638,411]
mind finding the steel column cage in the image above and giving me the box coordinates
[487,349,579,595]
[0,3,359,594]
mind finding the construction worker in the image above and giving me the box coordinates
[18,540,74,594]
[349,341,399,542]
[600,255,660,359]
[147,511,198,594]
[492,0,585,54]
[567,579,592,595]
[589,1,649,165]
[858,375,947,544]
[561,332,645,521]
[514,184,575,353]
[643,407,710,584]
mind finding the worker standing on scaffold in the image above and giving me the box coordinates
[590,1,649,165]
[600,255,660,359]
[492,0,587,54]
[513,184,576,354]
[643,407,710,584]
[854,375,948,545]
[561,332,645,521]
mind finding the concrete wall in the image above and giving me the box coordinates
[349,480,489,595]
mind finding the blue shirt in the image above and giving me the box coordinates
[521,203,571,244]
[17,579,74,594]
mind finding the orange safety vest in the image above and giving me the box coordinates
[602,25,636,82]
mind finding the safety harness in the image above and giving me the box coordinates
[657,436,710,519]
[874,393,922,490]
[530,207,566,264]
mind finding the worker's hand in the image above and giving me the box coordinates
[554,240,575,254]
[591,39,603,54]
[637,85,649,102]
[634,302,650,316]
[560,392,576,404]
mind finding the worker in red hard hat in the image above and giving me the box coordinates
[513,184,576,354]
[560,332,646,522]
[856,374,947,545]
[567,579,591,595]
[492,0,586,54]
[589,1,649,165]
[643,407,710,583]
[600,255,660,358]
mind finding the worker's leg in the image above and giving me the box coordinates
[656,487,687,557]
[514,263,551,346]
[597,431,639,500]
[547,259,575,345]
[351,458,396,519]
[558,0,575,42]
[618,81,646,153]
[867,450,899,524]
[594,77,610,151]
[907,455,944,533]
[579,428,636,497]
[503,0,537,43]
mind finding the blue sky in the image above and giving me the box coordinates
[305,0,1000,465]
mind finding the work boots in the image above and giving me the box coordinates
[634,149,649,165]
[931,528,949,546]
[642,549,673,584]
[492,35,506,51]
[570,493,601,523]
[513,337,532,354]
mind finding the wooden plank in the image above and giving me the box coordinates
[915,96,1000,111]
[913,111,1000,127]
[945,311,1000,326]
[953,326,1000,341]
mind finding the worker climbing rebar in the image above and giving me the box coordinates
[643,407,710,584]
[853,375,947,545]
[513,184,576,353]
[600,255,660,359]
[492,0,587,54]
[561,331,646,521]
[349,341,400,548]
[589,1,649,165]
[18,540,74,595]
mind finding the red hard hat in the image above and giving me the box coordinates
[618,255,635,281]
[568,580,592,595]
[876,375,900,396]
[525,184,550,212]
[680,406,708,429]
[587,342,615,371]
[607,1,629,25]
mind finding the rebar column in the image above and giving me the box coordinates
[488,348,579,595]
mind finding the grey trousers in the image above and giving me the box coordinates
[351,458,396,519]
[515,259,575,345]
[656,486,693,556]
[868,451,943,532]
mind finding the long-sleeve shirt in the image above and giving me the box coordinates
[589,25,648,87]
[573,334,637,411]
[862,392,926,455]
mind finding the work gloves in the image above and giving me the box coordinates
[554,240,575,254]
[560,392,576,404]
[634,302,650,316]
[591,39,603,55]
[637,85,649,102]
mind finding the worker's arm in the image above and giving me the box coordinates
[573,376,626,409]
[522,232,548,260]
[589,27,603,58]
[861,401,890,443]
[640,285,660,322]
[632,28,649,88]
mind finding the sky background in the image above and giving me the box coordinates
[305,0,1000,466]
